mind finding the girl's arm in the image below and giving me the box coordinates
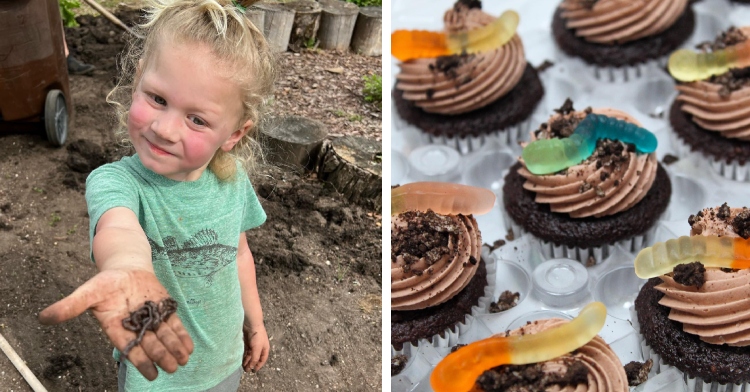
[39,207,193,380]
[237,232,270,372]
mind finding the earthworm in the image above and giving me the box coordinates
[121,298,178,357]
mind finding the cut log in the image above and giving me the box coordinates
[245,7,265,33]
[317,0,360,51]
[284,0,321,51]
[317,136,382,211]
[254,2,295,53]
[260,115,329,172]
[350,6,381,56]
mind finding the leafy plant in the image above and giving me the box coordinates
[345,0,381,6]
[59,0,81,27]
[49,213,62,227]
[362,74,382,106]
[304,36,316,49]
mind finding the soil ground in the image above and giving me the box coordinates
[0,7,382,392]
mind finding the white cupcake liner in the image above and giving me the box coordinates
[420,116,533,155]
[669,130,750,182]
[631,303,750,392]
[501,205,659,266]
[555,49,668,84]
[390,255,497,354]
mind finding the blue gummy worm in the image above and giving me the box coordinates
[522,114,657,175]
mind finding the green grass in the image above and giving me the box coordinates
[362,74,381,107]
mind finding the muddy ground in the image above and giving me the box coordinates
[0,8,381,392]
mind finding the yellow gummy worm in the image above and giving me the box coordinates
[391,182,496,216]
[391,10,519,61]
[430,302,607,392]
[634,235,750,278]
[668,40,750,82]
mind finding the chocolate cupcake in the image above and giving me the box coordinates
[552,0,695,82]
[459,318,630,391]
[393,1,544,154]
[391,209,494,350]
[502,101,671,265]
[669,27,750,182]
[635,205,750,390]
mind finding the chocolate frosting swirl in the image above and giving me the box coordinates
[475,318,628,392]
[676,27,750,141]
[559,0,687,45]
[518,108,657,218]
[395,5,526,115]
[391,211,482,311]
[657,205,750,347]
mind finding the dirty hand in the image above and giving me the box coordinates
[243,322,270,372]
[38,269,194,381]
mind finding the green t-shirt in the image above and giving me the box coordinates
[86,155,266,391]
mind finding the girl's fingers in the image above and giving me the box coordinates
[140,332,179,374]
[124,344,160,381]
[155,323,190,366]
[256,346,269,370]
[165,315,194,355]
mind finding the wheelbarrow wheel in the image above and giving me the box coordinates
[44,89,68,147]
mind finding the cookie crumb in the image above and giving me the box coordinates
[505,228,515,241]
[391,355,408,376]
[662,154,679,165]
[624,359,653,386]
[489,290,520,313]
[732,208,750,239]
[673,261,706,288]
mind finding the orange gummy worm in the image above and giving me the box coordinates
[430,302,607,392]
[391,11,519,62]
[390,182,495,216]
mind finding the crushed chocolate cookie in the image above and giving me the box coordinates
[549,114,580,139]
[599,171,610,181]
[391,355,408,376]
[485,238,506,252]
[505,228,515,241]
[490,290,520,313]
[717,202,731,220]
[697,27,748,52]
[535,60,554,73]
[708,67,750,98]
[477,360,589,392]
[624,359,653,386]
[579,181,592,193]
[454,0,481,10]
[554,98,575,115]
[592,139,629,171]
[391,211,459,273]
[577,0,599,9]
[673,261,706,288]
[429,54,474,80]
[425,88,434,100]
[732,208,750,239]
[450,343,467,353]
[662,154,679,165]
[469,255,478,265]
[595,186,605,198]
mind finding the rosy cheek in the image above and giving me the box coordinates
[181,133,215,163]
[128,97,151,132]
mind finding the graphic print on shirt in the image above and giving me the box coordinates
[148,229,237,286]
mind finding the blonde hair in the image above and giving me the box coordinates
[107,0,276,181]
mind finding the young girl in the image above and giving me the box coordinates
[39,0,275,390]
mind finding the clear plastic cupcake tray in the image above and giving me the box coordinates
[391,0,750,390]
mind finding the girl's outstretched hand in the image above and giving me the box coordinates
[242,322,270,372]
[38,269,194,381]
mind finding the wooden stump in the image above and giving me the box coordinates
[260,116,329,172]
[245,7,265,33]
[317,136,382,210]
[317,0,360,51]
[350,6,381,56]
[254,3,295,53]
[285,0,321,51]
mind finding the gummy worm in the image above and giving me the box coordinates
[391,182,495,216]
[522,114,658,175]
[634,235,750,279]
[430,302,607,392]
[668,40,750,82]
[391,10,519,61]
